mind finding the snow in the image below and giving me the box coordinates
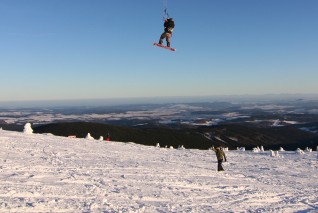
[283,120,299,125]
[300,127,318,134]
[85,133,94,140]
[23,123,33,134]
[0,105,195,125]
[241,104,293,110]
[0,130,317,212]
[272,119,283,127]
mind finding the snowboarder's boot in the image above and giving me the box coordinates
[167,42,170,47]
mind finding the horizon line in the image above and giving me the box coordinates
[1,93,318,108]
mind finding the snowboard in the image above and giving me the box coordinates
[153,43,176,51]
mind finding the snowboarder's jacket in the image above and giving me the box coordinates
[164,18,175,33]
[213,147,227,161]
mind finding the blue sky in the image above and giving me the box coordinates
[1,0,318,102]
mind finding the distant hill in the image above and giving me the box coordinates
[197,124,318,150]
[33,122,214,149]
[32,122,318,150]
[0,124,24,132]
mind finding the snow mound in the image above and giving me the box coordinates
[85,133,94,140]
[23,123,33,134]
[296,148,305,155]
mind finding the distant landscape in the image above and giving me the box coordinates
[1,95,318,150]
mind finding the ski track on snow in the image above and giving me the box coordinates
[0,130,317,212]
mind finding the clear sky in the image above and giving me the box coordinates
[1,0,318,102]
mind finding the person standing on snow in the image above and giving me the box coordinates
[213,146,227,171]
[158,18,175,47]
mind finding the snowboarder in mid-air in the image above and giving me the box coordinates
[158,18,175,47]
[153,1,176,51]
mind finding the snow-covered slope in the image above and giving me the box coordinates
[0,130,317,212]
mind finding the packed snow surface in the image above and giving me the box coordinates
[0,130,317,212]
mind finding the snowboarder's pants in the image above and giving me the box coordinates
[159,32,172,45]
[217,159,224,171]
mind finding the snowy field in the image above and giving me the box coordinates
[0,129,317,212]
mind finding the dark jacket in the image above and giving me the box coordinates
[164,18,175,32]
